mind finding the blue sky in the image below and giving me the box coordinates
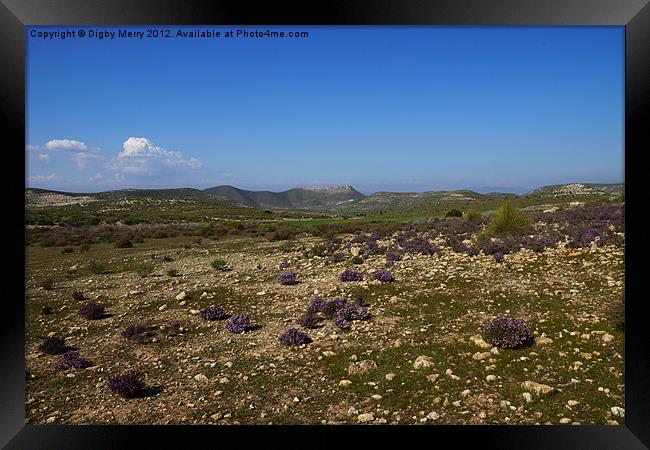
[26,26,624,195]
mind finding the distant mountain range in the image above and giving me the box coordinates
[202,185,365,210]
[25,182,623,212]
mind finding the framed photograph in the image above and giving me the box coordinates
[3,0,648,447]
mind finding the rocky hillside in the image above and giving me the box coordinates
[336,190,496,215]
[525,183,623,199]
[202,185,366,211]
[26,188,233,209]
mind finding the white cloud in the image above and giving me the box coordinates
[28,173,57,182]
[38,154,50,162]
[44,139,88,152]
[26,144,41,152]
[111,137,202,173]
[88,172,125,184]
[71,152,103,170]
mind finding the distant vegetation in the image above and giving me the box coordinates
[484,200,533,237]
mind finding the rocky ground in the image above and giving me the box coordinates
[25,228,624,425]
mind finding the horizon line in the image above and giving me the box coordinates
[25,180,625,197]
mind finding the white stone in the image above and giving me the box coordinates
[194,374,208,383]
[602,333,615,343]
[611,406,625,417]
[357,413,374,423]
[413,355,434,369]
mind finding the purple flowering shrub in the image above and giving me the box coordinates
[200,305,229,321]
[401,236,439,255]
[122,323,154,344]
[333,314,350,330]
[106,370,147,398]
[79,302,105,320]
[306,297,327,314]
[518,234,560,253]
[596,232,624,247]
[465,245,480,257]
[224,314,252,333]
[339,269,363,282]
[53,351,92,371]
[38,336,67,355]
[308,295,369,330]
[324,238,342,253]
[279,259,290,269]
[329,252,345,263]
[164,320,181,335]
[480,237,520,256]
[351,234,367,244]
[568,227,601,248]
[484,316,534,349]
[448,237,469,254]
[278,328,312,346]
[296,312,321,329]
[333,304,369,330]
[71,290,86,301]
[385,248,403,266]
[373,269,394,283]
[351,255,364,265]
[493,252,505,263]
[360,240,382,257]
[277,271,298,285]
[323,297,349,318]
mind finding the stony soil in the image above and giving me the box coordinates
[25,233,624,425]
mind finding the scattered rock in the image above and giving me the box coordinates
[521,381,556,396]
[472,351,492,361]
[175,292,187,301]
[426,373,439,383]
[413,355,434,369]
[611,406,625,417]
[339,380,352,387]
[348,360,377,375]
[357,413,374,423]
[385,373,396,381]
[194,374,208,383]
[536,335,553,346]
[470,334,492,349]
[602,333,615,343]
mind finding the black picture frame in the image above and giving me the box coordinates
[3,0,648,448]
